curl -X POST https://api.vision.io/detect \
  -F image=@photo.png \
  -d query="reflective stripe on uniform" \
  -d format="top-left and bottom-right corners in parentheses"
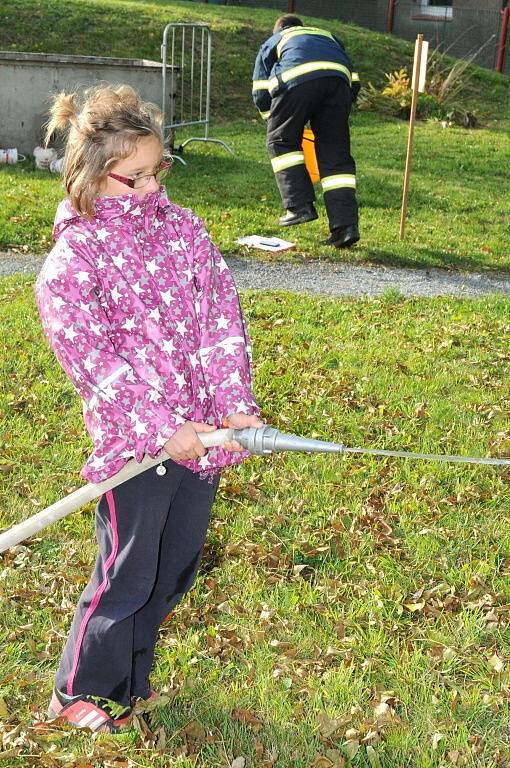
top-left (276, 28), bottom-right (336, 59)
top-left (252, 79), bottom-right (271, 92)
top-left (351, 72), bottom-right (360, 82)
top-left (268, 61), bottom-right (352, 92)
top-left (271, 152), bottom-right (305, 173)
top-left (321, 174), bottom-right (356, 191)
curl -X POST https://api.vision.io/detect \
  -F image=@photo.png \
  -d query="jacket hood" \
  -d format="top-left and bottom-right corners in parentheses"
top-left (53, 186), bottom-right (171, 241)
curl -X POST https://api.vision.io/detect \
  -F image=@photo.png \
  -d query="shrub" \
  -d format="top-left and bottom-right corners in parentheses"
top-left (357, 55), bottom-right (478, 127)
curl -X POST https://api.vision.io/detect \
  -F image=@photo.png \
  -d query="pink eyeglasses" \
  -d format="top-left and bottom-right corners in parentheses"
top-left (107, 159), bottom-right (172, 189)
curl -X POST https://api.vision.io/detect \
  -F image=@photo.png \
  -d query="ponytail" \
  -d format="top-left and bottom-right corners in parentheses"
top-left (44, 92), bottom-right (80, 147)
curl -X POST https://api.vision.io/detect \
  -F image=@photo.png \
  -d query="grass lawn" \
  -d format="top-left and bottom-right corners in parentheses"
top-left (0, 0), bottom-right (509, 271)
top-left (0, 2), bottom-right (509, 766)
top-left (0, 276), bottom-right (509, 767)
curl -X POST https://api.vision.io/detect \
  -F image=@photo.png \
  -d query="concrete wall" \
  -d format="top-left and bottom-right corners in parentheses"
top-left (455, 0), bottom-right (503, 9)
top-left (0, 52), bottom-right (175, 155)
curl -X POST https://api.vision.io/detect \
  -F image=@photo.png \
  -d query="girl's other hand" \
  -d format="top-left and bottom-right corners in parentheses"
top-left (163, 421), bottom-right (216, 461)
top-left (223, 412), bottom-right (264, 452)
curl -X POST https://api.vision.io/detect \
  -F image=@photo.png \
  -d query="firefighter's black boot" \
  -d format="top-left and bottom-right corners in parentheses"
top-left (279, 203), bottom-right (318, 227)
top-left (324, 224), bottom-right (360, 248)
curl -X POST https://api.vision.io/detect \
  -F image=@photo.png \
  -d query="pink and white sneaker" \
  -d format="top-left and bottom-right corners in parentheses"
top-left (47, 688), bottom-right (132, 733)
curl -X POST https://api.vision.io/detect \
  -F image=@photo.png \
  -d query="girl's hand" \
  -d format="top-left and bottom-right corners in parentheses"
top-left (223, 412), bottom-right (264, 452)
top-left (163, 421), bottom-right (216, 461)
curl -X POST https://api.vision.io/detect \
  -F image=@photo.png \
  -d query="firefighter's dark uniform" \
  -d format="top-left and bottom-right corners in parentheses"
top-left (252, 25), bottom-right (360, 232)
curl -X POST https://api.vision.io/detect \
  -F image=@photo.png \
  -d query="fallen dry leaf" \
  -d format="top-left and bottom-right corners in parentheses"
top-left (324, 748), bottom-right (346, 767)
top-left (182, 719), bottom-right (206, 740)
top-left (343, 740), bottom-right (360, 759)
top-left (316, 712), bottom-right (351, 738)
top-left (432, 732), bottom-right (444, 749)
top-left (488, 653), bottom-right (505, 673)
top-left (373, 702), bottom-right (393, 724)
top-left (404, 600), bottom-right (425, 612)
top-left (311, 756), bottom-right (333, 768)
top-left (232, 708), bottom-right (263, 731)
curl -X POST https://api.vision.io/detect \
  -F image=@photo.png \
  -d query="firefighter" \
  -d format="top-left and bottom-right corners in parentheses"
top-left (252, 15), bottom-right (360, 248)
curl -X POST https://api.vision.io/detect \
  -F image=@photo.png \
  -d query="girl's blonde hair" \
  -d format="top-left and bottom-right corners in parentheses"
top-left (45, 84), bottom-right (164, 217)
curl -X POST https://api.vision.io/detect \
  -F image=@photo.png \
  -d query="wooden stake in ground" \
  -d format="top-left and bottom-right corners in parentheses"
top-left (399, 34), bottom-right (428, 240)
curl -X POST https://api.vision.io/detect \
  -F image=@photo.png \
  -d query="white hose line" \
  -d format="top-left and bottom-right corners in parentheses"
top-left (0, 428), bottom-right (233, 553)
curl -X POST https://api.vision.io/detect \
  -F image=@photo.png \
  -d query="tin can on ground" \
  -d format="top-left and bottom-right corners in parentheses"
top-left (0, 148), bottom-right (25, 164)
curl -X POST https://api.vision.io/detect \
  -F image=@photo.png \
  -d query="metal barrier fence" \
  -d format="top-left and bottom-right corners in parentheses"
top-left (193, 0), bottom-right (510, 75)
top-left (161, 22), bottom-right (233, 163)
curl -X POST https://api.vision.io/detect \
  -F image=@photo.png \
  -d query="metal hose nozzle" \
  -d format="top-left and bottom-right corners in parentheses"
top-left (232, 425), bottom-right (345, 455)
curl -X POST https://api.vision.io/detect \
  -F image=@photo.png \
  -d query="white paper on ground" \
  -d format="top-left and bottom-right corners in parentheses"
top-left (236, 235), bottom-right (295, 253)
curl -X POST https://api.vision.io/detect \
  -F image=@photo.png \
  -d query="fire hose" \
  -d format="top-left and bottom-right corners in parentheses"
top-left (0, 425), bottom-right (509, 553)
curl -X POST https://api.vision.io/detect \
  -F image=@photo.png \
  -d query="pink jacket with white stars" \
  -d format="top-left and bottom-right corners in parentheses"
top-left (35, 187), bottom-right (259, 483)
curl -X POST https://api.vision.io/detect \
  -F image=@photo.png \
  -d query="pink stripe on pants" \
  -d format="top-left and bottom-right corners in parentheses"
top-left (67, 490), bottom-right (119, 696)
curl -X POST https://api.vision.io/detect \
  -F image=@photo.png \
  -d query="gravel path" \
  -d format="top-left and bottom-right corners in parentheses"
top-left (1, 251), bottom-right (509, 298)
top-left (228, 257), bottom-right (510, 298)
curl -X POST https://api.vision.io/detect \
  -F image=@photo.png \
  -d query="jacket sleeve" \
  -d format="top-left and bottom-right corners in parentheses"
top-left (190, 214), bottom-right (260, 422)
top-left (332, 34), bottom-right (360, 102)
top-left (252, 40), bottom-right (276, 119)
top-left (350, 70), bottom-right (361, 102)
top-left (35, 239), bottom-right (185, 481)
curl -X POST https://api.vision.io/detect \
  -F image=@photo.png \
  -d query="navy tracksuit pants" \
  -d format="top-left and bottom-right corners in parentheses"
top-left (54, 460), bottom-right (220, 706)
top-left (267, 76), bottom-right (358, 230)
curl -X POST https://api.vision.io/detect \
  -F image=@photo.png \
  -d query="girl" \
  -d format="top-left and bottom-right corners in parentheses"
top-left (36, 84), bottom-right (262, 733)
